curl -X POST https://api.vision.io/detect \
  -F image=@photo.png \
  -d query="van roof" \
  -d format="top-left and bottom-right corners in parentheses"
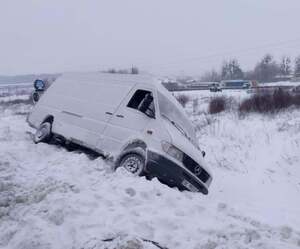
top-left (59, 71), bottom-right (186, 110)
top-left (58, 72), bottom-right (159, 88)
top-left (54, 71), bottom-right (185, 117)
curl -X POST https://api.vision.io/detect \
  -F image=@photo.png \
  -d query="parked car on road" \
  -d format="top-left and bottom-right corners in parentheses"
top-left (209, 83), bottom-right (222, 92)
top-left (27, 72), bottom-right (213, 194)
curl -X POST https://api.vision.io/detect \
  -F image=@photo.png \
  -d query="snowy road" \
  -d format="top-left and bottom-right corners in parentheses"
top-left (0, 97), bottom-right (300, 249)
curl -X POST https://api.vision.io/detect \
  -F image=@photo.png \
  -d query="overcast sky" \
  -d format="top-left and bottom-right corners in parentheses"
top-left (1, 0), bottom-right (300, 76)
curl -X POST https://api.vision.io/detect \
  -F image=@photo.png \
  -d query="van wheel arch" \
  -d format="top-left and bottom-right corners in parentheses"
top-left (33, 115), bottom-right (54, 144)
top-left (34, 121), bottom-right (53, 144)
top-left (122, 140), bottom-right (147, 152)
top-left (42, 115), bottom-right (54, 124)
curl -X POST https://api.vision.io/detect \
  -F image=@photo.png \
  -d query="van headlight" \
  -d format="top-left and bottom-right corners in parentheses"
top-left (161, 141), bottom-right (184, 162)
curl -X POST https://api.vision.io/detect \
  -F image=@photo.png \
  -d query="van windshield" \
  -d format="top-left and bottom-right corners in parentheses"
top-left (158, 92), bottom-right (197, 144)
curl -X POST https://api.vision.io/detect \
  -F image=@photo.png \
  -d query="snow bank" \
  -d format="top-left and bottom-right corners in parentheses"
top-left (198, 111), bottom-right (300, 227)
top-left (0, 95), bottom-right (300, 249)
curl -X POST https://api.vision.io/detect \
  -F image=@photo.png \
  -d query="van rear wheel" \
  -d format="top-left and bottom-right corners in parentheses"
top-left (34, 122), bottom-right (52, 144)
top-left (119, 153), bottom-right (145, 176)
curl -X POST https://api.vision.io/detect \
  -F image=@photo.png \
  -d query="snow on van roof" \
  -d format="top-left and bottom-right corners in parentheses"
top-left (58, 72), bottom-right (158, 87)
top-left (56, 71), bottom-right (185, 116)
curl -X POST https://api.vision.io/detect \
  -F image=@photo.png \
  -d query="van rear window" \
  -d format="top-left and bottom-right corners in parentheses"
top-left (127, 90), bottom-right (151, 109)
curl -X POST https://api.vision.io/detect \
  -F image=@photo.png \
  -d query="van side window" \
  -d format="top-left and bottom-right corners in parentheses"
top-left (127, 90), bottom-right (151, 109)
top-left (127, 90), bottom-right (155, 116)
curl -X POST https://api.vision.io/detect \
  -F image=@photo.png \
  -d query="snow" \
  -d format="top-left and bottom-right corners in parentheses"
top-left (260, 81), bottom-right (300, 87)
top-left (174, 89), bottom-right (250, 100)
top-left (0, 83), bottom-right (33, 100)
top-left (174, 89), bottom-right (250, 114)
top-left (0, 95), bottom-right (30, 103)
top-left (0, 83), bottom-right (32, 88)
top-left (0, 91), bottom-right (300, 249)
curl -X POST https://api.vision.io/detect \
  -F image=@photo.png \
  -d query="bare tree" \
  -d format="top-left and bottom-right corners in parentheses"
top-left (118, 69), bottom-right (129, 74)
top-left (221, 59), bottom-right (244, 80)
top-left (200, 69), bottom-right (221, 82)
top-left (103, 67), bottom-right (139, 74)
top-left (244, 70), bottom-right (255, 80)
top-left (107, 68), bottom-right (117, 74)
top-left (253, 54), bottom-right (279, 82)
top-left (131, 66), bottom-right (139, 74)
top-left (279, 56), bottom-right (292, 75)
top-left (295, 56), bottom-right (300, 75)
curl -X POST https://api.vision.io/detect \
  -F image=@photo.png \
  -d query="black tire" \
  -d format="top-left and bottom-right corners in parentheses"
top-left (34, 122), bottom-right (52, 144)
top-left (118, 152), bottom-right (145, 176)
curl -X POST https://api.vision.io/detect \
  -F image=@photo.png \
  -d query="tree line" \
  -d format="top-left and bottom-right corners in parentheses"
top-left (102, 67), bottom-right (139, 75)
top-left (201, 54), bottom-right (300, 83)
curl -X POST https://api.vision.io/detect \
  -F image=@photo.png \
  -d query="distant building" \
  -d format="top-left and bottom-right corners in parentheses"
top-left (186, 81), bottom-right (218, 90)
top-left (220, 80), bottom-right (256, 89)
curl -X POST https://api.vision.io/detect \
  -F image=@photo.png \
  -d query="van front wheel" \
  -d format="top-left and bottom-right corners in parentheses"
top-left (34, 122), bottom-right (52, 144)
top-left (119, 153), bottom-right (145, 176)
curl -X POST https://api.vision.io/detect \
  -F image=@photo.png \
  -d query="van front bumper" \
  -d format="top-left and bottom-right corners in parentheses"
top-left (146, 150), bottom-right (209, 194)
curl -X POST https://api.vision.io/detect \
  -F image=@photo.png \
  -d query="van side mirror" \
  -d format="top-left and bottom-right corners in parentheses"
top-left (34, 79), bottom-right (46, 91)
top-left (138, 94), bottom-right (155, 118)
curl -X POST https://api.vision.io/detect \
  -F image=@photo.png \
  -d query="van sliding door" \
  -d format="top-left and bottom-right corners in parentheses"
top-left (52, 78), bottom-right (134, 148)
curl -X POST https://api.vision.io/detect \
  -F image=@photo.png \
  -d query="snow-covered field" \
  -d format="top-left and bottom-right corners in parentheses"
top-left (0, 84), bottom-right (32, 99)
top-left (0, 90), bottom-right (300, 249)
top-left (260, 81), bottom-right (300, 87)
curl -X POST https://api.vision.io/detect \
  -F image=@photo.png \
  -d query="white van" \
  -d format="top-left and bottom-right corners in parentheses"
top-left (27, 72), bottom-right (212, 194)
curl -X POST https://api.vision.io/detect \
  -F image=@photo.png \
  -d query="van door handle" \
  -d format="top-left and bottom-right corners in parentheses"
top-left (116, 114), bottom-right (124, 118)
top-left (105, 112), bottom-right (113, 115)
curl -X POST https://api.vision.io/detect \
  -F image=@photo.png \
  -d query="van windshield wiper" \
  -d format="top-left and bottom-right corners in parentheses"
top-left (161, 114), bottom-right (189, 139)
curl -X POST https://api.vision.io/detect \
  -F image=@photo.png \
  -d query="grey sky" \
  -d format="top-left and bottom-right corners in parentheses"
top-left (1, 0), bottom-right (300, 76)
